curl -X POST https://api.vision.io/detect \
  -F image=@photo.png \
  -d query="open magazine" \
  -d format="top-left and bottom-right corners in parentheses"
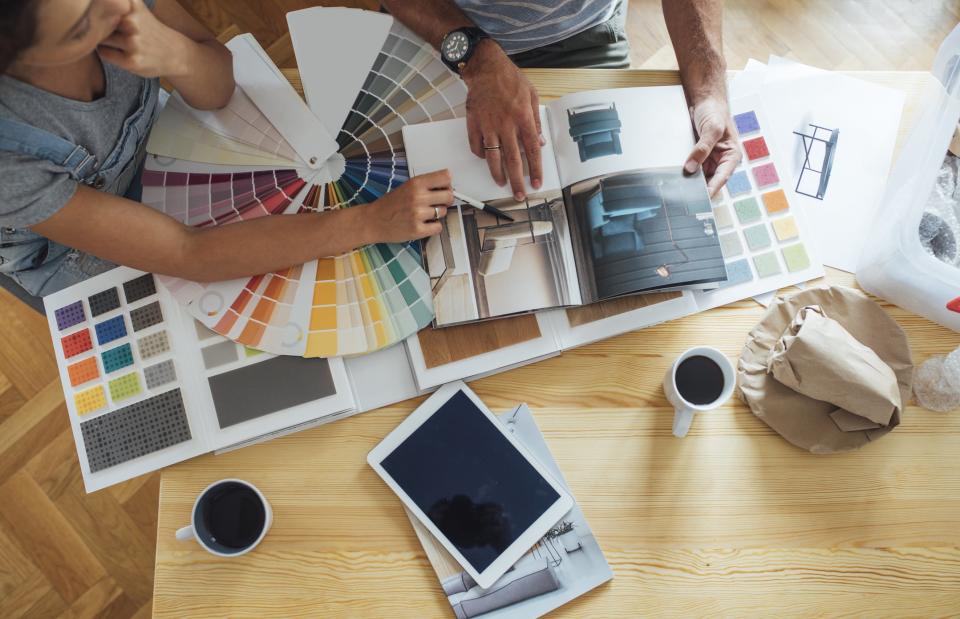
top-left (404, 86), bottom-right (727, 327)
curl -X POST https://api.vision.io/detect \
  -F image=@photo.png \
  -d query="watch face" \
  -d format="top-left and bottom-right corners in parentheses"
top-left (442, 31), bottom-right (470, 62)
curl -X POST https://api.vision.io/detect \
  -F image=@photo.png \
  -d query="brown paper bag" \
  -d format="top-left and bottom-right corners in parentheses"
top-left (766, 305), bottom-right (902, 432)
top-left (737, 287), bottom-right (913, 454)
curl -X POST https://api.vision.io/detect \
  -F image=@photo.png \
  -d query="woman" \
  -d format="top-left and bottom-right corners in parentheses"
top-left (0, 0), bottom-right (452, 299)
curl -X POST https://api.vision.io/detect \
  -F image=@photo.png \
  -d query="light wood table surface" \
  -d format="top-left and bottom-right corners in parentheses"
top-left (153, 69), bottom-right (960, 617)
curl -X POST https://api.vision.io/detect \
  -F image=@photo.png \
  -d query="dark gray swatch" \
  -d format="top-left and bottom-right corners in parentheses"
top-left (88, 287), bottom-right (121, 317)
top-left (207, 356), bottom-right (336, 429)
top-left (81, 388), bottom-right (191, 473)
top-left (123, 274), bottom-right (157, 304)
top-left (130, 301), bottom-right (164, 332)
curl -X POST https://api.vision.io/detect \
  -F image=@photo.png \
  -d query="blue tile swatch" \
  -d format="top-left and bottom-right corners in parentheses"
top-left (727, 170), bottom-right (752, 197)
top-left (733, 110), bottom-right (761, 134)
top-left (95, 315), bottom-right (127, 346)
top-left (719, 258), bottom-right (753, 288)
top-left (101, 343), bottom-right (134, 374)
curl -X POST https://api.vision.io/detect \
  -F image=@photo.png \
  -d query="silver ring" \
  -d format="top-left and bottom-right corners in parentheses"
top-left (434, 206), bottom-right (441, 220)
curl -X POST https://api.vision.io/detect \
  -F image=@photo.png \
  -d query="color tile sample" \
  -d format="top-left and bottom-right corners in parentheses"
top-left (744, 224), bottom-right (772, 251)
top-left (54, 301), bottom-right (85, 331)
top-left (719, 258), bottom-right (753, 288)
top-left (772, 216), bottom-right (799, 241)
top-left (68, 357), bottom-right (99, 387)
top-left (753, 252), bottom-right (782, 278)
top-left (74, 385), bottom-right (107, 415)
top-left (752, 162), bottom-right (780, 188)
top-left (62, 329), bottom-right (93, 359)
top-left (762, 189), bottom-right (790, 214)
top-left (733, 111), bottom-right (760, 134)
top-left (130, 301), bottom-right (163, 332)
top-left (727, 171), bottom-right (752, 197)
top-left (743, 136), bottom-right (769, 161)
top-left (201, 340), bottom-right (239, 369)
top-left (782, 243), bottom-right (811, 272)
top-left (713, 204), bottom-right (733, 229)
top-left (244, 347), bottom-right (264, 358)
top-left (734, 197), bottom-right (761, 224)
top-left (95, 315), bottom-right (127, 346)
top-left (144, 359), bottom-right (177, 390)
top-left (101, 343), bottom-right (134, 374)
top-left (719, 232), bottom-right (743, 257)
top-left (88, 287), bottom-right (121, 317)
top-left (123, 274), bottom-right (157, 304)
top-left (138, 331), bottom-right (170, 360)
top-left (80, 388), bottom-right (191, 473)
top-left (108, 372), bottom-right (141, 402)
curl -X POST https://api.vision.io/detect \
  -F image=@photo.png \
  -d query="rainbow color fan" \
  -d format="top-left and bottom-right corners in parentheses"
top-left (143, 9), bottom-right (467, 357)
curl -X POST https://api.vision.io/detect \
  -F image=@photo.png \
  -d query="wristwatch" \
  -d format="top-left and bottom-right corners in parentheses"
top-left (440, 27), bottom-right (491, 75)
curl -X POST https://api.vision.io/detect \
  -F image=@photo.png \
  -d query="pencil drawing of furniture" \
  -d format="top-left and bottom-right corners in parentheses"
top-left (567, 103), bottom-right (623, 162)
top-left (793, 123), bottom-right (839, 200)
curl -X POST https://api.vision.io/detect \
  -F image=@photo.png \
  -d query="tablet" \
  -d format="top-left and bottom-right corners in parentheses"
top-left (367, 381), bottom-right (573, 589)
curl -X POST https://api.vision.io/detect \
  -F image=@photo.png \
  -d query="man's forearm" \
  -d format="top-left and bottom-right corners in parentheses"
top-left (381, 0), bottom-right (474, 48)
top-left (662, 0), bottom-right (727, 102)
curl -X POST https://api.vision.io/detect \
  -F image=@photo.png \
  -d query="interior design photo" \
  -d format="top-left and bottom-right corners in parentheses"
top-left (566, 102), bottom-right (623, 162)
top-left (565, 167), bottom-right (727, 299)
top-left (423, 192), bottom-right (577, 325)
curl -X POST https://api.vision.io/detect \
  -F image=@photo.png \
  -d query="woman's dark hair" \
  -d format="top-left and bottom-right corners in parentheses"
top-left (0, 0), bottom-right (39, 75)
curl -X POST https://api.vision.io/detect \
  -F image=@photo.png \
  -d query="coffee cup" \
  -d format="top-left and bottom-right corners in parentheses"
top-left (663, 346), bottom-right (735, 437)
top-left (175, 479), bottom-right (272, 557)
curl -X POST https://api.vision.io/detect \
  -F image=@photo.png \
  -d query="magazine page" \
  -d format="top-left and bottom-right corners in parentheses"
top-left (406, 404), bottom-right (612, 618)
top-left (546, 87), bottom-right (727, 302)
top-left (403, 109), bottom-right (582, 326)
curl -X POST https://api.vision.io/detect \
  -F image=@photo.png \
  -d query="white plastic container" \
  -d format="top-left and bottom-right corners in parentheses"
top-left (857, 24), bottom-right (960, 330)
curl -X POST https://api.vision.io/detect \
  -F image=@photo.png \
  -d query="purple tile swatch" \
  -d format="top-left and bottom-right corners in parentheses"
top-left (54, 301), bottom-right (86, 331)
top-left (733, 111), bottom-right (761, 135)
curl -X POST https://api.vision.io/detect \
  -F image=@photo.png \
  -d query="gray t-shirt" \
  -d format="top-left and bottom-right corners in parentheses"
top-left (0, 61), bottom-right (149, 227)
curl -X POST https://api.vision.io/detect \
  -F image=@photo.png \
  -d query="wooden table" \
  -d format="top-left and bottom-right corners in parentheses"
top-left (153, 69), bottom-right (960, 617)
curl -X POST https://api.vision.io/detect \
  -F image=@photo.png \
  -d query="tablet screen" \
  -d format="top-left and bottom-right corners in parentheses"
top-left (381, 390), bottom-right (561, 572)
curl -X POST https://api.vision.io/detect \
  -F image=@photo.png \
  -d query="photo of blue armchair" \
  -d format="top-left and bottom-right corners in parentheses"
top-left (567, 103), bottom-right (623, 162)
top-left (586, 176), bottom-right (663, 260)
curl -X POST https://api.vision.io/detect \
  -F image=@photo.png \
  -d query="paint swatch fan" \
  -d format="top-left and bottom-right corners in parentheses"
top-left (143, 8), bottom-right (468, 357)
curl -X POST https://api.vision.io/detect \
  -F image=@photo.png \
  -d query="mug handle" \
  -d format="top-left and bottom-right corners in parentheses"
top-left (175, 525), bottom-right (195, 542)
top-left (672, 407), bottom-right (695, 438)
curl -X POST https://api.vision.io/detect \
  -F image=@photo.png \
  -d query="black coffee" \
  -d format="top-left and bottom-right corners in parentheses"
top-left (199, 482), bottom-right (266, 551)
top-left (675, 355), bottom-right (725, 405)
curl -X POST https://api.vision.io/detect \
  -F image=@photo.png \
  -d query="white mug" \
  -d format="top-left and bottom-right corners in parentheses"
top-left (175, 478), bottom-right (272, 557)
top-left (663, 346), bottom-right (735, 438)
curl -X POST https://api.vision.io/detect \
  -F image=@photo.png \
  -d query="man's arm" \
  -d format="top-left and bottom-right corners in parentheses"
top-left (381, 0), bottom-right (544, 200)
top-left (662, 0), bottom-right (741, 196)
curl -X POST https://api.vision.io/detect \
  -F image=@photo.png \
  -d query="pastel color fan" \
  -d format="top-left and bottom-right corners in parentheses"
top-left (142, 10), bottom-right (467, 358)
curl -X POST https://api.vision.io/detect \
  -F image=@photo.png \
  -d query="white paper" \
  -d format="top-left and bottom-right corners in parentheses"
top-left (749, 56), bottom-right (906, 272)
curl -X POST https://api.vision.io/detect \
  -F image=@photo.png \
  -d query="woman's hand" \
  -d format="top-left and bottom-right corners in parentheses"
top-left (97, 0), bottom-right (194, 78)
top-left (364, 170), bottom-right (454, 243)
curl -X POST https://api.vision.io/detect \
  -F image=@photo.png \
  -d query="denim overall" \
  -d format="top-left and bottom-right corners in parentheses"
top-left (0, 76), bottom-right (160, 298)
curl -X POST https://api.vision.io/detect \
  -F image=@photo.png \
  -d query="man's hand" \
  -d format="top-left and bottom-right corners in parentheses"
top-left (462, 41), bottom-right (544, 201)
top-left (684, 96), bottom-right (741, 198)
top-left (365, 170), bottom-right (454, 242)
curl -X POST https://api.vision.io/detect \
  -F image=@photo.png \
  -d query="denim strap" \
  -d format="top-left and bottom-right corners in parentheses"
top-left (0, 118), bottom-right (99, 181)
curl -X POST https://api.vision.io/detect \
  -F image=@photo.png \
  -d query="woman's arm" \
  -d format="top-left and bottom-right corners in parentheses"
top-left (97, 0), bottom-right (234, 110)
top-left (30, 171), bottom-right (453, 282)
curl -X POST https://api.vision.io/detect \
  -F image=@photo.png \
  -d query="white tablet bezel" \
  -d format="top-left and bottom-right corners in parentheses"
top-left (367, 381), bottom-right (573, 589)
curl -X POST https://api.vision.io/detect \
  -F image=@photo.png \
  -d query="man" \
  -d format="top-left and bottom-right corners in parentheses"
top-left (381, 0), bottom-right (740, 200)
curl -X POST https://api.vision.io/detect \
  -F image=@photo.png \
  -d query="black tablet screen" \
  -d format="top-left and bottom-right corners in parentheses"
top-left (381, 390), bottom-right (560, 572)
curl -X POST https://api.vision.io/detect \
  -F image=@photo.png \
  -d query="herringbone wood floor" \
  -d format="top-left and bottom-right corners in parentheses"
top-left (1, 1), bottom-right (956, 617)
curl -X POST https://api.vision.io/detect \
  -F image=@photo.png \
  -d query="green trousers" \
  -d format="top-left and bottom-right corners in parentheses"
top-left (509, 0), bottom-right (630, 69)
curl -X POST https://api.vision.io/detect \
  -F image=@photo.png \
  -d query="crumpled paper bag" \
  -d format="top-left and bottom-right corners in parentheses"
top-left (738, 287), bottom-right (913, 454)
top-left (766, 305), bottom-right (902, 432)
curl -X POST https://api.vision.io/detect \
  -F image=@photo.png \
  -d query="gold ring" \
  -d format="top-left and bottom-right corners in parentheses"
top-left (434, 206), bottom-right (441, 220)
top-left (483, 145), bottom-right (502, 151)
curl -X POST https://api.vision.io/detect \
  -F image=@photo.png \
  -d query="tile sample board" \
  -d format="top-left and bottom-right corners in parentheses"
top-left (44, 267), bottom-right (355, 492)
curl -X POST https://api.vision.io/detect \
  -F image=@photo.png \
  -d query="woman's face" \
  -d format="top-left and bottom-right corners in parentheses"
top-left (17, 0), bottom-right (132, 67)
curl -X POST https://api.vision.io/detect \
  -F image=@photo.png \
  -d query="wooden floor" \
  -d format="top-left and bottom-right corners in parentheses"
top-left (0, 1), bottom-right (956, 617)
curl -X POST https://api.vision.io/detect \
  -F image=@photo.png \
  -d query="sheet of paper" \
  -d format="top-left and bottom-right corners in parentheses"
top-left (752, 56), bottom-right (906, 272)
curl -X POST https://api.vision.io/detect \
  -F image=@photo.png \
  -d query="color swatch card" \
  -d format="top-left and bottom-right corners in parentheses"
top-left (693, 96), bottom-right (824, 310)
top-left (143, 10), bottom-right (469, 359)
top-left (44, 267), bottom-right (355, 493)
